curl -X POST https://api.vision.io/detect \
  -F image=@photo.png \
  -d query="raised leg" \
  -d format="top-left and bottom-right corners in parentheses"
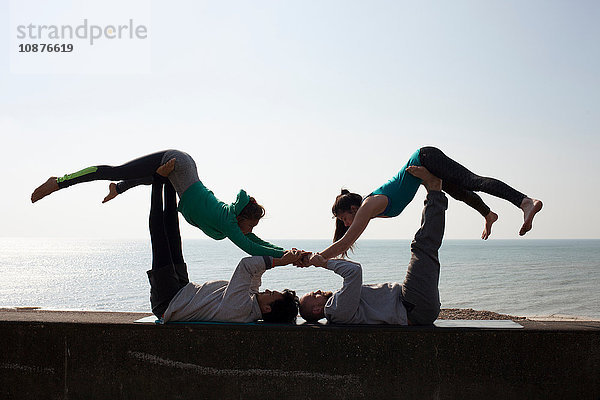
top-left (401, 186), bottom-right (448, 325)
top-left (31, 151), bottom-right (168, 203)
top-left (163, 180), bottom-right (188, 285)
top-left (149, 180), bottom-right (172, 270)
top-left (147, 178), bottom-right (186, 318)
top-left (440, 180), bottom-right (498, 240)
top-left (419, 146), bottom-right (542, 236)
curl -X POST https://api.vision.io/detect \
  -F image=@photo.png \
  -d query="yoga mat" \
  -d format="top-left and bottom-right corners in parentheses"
top-left (134, 316), bottom-right (523, 328)
top-left (133, 316), bottom-right (261, 325)
top-left (134, 315), bottom-right (161, 324)
top-left (433, 320), bottom-right (523, 329)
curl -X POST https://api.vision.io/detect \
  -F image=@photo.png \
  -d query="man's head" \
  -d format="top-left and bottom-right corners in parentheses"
top-left (257, 289), bottom-right (299, 324)
top-left (299, 290), bottom-right (333, 323)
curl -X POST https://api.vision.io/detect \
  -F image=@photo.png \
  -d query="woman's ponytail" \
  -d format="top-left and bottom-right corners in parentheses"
top-left (332, 188), bottom-right (363, 258)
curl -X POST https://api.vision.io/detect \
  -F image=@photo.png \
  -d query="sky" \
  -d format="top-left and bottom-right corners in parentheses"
top-left (1, 0), bottom-right (599, 241)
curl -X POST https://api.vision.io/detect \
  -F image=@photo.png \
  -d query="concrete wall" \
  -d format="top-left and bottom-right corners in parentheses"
top-left (0, 319), bottom-right (599, 400)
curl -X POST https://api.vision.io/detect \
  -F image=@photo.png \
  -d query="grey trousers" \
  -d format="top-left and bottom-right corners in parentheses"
top-left (401, 191), bottom-right (448, 325)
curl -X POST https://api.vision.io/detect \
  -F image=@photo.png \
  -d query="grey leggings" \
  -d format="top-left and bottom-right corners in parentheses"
top-left (56, 149), bottom-right (200, 197)
top-left (114, 150), bottom-right (200, 197)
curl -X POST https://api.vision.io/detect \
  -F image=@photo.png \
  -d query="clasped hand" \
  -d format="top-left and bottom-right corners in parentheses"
top-left (294, 251), bottom-right (327, 268)
top-left (274, 249), bottom-right (327, 268)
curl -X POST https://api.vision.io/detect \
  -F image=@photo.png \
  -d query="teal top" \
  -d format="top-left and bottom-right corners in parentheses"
top-left (177, 182), bottom-right (285, 258)
top-left (370, 148), bottom-right (423, 217)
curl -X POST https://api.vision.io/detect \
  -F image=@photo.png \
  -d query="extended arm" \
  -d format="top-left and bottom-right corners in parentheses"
top-left (246, 251), bottom-right (302, 293)
top-left (319, 195), bottom-right (387, 259)
top-left (245, 233), bottom-right (285, 251)
top-left (227, 227), bottom-right (286, 258)
top-left (324, 259), bottom-right (363, 323)
top-left (225, 256), bottom-right (270, 301)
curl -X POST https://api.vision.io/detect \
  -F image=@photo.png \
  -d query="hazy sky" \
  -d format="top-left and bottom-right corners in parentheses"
top-left (1, 0), bottom-right (599, 241)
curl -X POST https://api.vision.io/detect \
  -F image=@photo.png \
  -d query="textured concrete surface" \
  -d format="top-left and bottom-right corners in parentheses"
top-left (0, 309), bottom-right (598, 400)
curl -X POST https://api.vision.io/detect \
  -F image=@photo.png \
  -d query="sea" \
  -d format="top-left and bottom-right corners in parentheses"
top-left (1, 238), bottom-right (599, 319)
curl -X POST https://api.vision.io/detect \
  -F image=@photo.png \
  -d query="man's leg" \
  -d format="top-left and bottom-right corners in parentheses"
top-left (401, 170), bottom-right (447, 325)
top-left (163, 180), bottom-right (189, 286)
top-left (147, 179), bottom-right (186, 318)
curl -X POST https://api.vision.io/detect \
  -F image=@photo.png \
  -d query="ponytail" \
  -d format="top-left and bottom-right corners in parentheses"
top-left (334, 218), bottom-right (352, 258)
top-left (332, 189), bottom-right (363, 258)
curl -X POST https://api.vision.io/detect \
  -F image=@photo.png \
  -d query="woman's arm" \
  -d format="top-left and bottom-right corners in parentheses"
top-left (245, 233), bottom-right (285, 251)
top-left (319, 195), bottom-right (387, 259)
top-left (227, 226), bottom-right (286, 258)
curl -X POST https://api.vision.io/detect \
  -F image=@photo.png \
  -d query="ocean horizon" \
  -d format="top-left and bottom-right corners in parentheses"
top-left (1, 238), bottom-right (599, 319)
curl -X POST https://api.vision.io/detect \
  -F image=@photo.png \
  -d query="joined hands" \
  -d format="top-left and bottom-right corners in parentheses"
top-left (293, 251), bottom-right (327, 268)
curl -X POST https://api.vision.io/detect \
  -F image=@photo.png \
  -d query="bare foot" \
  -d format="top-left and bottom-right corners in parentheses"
top-left (407, 166), bottom-right (442, 192)
top-left (31, 177), bottom-right (59, 203)
top-left (482, 211), bottom-right (498, 240)
top-left (157, 158), bottom-right (175, 177)
top-left (519, 198), bottom-right (543, 236)
top-left (102, 183), bottom-right (119, 203)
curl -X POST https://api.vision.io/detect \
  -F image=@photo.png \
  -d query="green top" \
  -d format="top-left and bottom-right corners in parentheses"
top-left (177, 181), bottom-right (285, 258)
top-left (370, 148), bottom-right (423, 217)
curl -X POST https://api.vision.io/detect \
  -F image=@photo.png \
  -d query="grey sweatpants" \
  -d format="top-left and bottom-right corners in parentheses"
top-left (401, 191), bottom-right (448, 325)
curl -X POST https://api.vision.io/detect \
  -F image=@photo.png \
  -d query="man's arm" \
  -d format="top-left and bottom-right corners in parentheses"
top-left (222, 256), bottom-right (269, 308)
top-left (323, 259), bottom-right (363, 323)
top-left (227, 251), bottom-right (302, 298)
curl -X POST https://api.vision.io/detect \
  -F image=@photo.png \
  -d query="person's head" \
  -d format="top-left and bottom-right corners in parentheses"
top-left (257, 288), bottom-right (299, 324)
top-left (299, 290), bottom-right (333, 323)
top-left (237, 197), bottom-right (265, 234)
top-left (332, 189), bottom-right (362, 257)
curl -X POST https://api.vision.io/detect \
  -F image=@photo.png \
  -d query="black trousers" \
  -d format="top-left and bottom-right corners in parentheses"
top-left (146, 178), bottom-right (189, 318)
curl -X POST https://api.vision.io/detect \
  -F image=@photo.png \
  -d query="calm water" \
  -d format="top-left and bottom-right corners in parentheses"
top-left (1, 238), bottom-right (599, 319)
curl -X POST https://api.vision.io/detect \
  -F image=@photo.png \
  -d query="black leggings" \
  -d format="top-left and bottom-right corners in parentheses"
top-left (150, 178), bottom-right (184, 269)
top-left (147, 178), bottom-right (189, 318)
top-left (56, 151), bottom-right (168, 190)
top-left (419, 147), bottom-right (527, 217)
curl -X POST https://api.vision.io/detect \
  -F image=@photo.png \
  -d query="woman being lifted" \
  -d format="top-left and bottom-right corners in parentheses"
top-left (315, 146), bottom-right (542, 261)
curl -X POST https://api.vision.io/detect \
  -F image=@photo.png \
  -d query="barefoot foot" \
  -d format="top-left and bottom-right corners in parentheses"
top-left (519, 198), bottom-right (543, 236)
top-left (31, 177), bottom-right (59, 203)
top-left (482, 211), bottom-right (498, 240)
top-left (407, 166), bottom-right (442, 192)
top-left (157, 158), bottom-right (175, 177)
top-left (103, 183), bottom-right (119, 203)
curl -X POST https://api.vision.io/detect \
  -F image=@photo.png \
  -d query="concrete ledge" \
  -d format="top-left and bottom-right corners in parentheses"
top-left (0, 310), bottom-right (599, 400)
